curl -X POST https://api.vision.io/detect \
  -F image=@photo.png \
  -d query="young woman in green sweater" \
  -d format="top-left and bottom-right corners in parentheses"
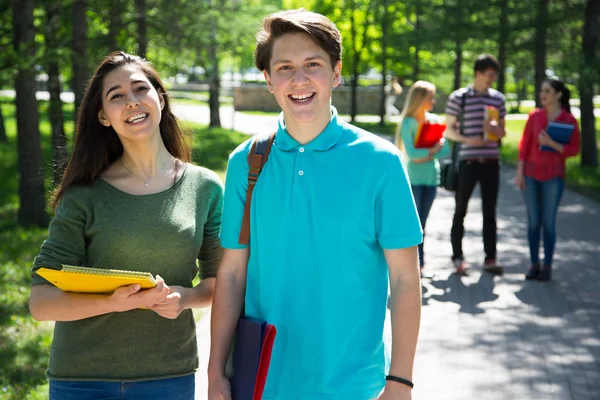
top-left (29, 52), bottom-right (223, 399)
top-left (394, 81), bottom-right (450, 277)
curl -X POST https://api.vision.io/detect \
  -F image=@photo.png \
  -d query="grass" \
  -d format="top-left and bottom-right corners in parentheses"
top-left (0, 98), bottom-right (248, 399)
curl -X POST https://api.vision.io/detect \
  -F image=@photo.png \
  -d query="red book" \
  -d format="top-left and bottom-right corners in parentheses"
top-left (414, 123), bottom-right (446, 148)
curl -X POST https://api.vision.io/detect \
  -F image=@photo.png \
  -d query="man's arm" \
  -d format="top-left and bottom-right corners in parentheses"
top-left (446, 114), bottom-right (485, 147)
top-left (378, 246), bottom-right (421, 399)
top-left (207, 248), bottom-right (249, 399)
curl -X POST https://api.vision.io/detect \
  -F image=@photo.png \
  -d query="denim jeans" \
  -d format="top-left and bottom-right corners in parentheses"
top-left (522, 176), bottom-right (564, 266)
top-left (451, 159), bottom-right (500, 261)
top-left (49, 374), bottom-right (195, 400)
top-left (411, 185), bottom-right (437, 267)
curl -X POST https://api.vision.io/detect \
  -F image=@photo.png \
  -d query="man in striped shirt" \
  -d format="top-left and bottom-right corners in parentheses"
top-left (444, 54), bottom-right (507, 276)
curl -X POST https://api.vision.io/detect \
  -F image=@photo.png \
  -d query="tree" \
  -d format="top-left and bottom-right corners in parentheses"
top-left (135, 0), bottom-right (147, 58)
top-left (579, 0), bottom-right (599, 167)
top-left (378, 0), bottom-right (389, 125)
top-left (12, 0), bottom-right (48, 226)
top-left (534, 0), bottom-right (549, 107)
top-left (347, 0), bottom-right (372, 122)
top-left (72, 0), bottom-right (87, 116)
top-left (44, 0), bottom-right (68, 185)
top-left (108, 0), bottom-right (124, 51)
top-left (497, 0), bottom-right (509, 94)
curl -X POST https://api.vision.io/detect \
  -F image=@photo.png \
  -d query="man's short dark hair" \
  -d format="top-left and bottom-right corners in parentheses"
top-left (474, 54), bottom-right (500, 74)
top-left (254, 9), bottom-right (342, 73)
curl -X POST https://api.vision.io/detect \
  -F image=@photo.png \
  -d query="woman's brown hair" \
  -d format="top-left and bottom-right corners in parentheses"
top-left (52, 51), bottom-right (190, 211)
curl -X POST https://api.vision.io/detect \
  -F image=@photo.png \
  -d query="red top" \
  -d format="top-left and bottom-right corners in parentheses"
top-left (518, 108), bottom-right (580, 181)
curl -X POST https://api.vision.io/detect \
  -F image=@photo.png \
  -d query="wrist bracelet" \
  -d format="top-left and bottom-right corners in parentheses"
top-left (385, 375), bottom-right (414, 389)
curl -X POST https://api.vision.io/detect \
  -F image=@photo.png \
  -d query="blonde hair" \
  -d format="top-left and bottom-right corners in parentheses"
top-left (394, 80), bottom-right (436, 152)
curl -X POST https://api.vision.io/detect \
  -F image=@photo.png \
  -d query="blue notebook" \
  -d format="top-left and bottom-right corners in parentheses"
top-left (542, 121), bottom-right (574, 152)
top-left (231, 317), bottom-right (276, 400)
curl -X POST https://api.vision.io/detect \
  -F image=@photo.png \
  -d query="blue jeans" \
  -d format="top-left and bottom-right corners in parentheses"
top-left (49, 374), bottom-right (195, 400)
top-left (412, 185), bottom-right (437, 267)
top-left (522, 176), bottom-right (564, 266)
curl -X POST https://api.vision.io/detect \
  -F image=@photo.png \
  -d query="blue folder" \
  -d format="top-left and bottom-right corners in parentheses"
top-left (231, 317), bottom-right (276, 400)
top-left (542, 121), bottom-right (574, 152)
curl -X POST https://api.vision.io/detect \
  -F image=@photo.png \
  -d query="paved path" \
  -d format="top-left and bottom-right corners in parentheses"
top-left (188, 106), bottom-right (600, 399)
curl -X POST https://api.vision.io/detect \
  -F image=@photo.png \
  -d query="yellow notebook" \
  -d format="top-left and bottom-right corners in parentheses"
top-left (484, 106), bottom-right (500, 141)
top-left (36, 265), bottom-right (157, 294)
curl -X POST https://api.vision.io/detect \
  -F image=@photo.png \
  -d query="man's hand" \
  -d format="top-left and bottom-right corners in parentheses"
top-left (208, 375), bottom-right (232, 400)
top-left (150, 285), bottom-right (188, 319)
top-left (377, 381), bottom-right (412, 400)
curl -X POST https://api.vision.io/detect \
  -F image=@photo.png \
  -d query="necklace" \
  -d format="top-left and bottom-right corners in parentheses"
top-left (121, 156), bottom-right (173, 187)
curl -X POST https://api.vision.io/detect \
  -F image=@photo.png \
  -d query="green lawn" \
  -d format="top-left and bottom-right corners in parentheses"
top-left (0, 99), bottom-right (247, 399)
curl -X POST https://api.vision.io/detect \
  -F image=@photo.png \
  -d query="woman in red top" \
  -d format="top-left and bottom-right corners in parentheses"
top-left (515, 77), bottom-right (580, 281)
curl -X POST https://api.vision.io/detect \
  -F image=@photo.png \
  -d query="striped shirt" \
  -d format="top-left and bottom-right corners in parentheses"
top-left (445, 86), bottom-right (506, 160)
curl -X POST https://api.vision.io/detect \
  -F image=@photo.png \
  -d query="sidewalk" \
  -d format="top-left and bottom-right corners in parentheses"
top-left (194, 165), bottom-right (600, 399)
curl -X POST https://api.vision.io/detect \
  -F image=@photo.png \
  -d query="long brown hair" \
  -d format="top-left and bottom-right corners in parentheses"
top-left (52, 51), bottom-right (190, 211)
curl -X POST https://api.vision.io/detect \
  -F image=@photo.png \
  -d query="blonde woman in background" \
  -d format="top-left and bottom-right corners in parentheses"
top-left (395, 81), bottom-right (450, 277)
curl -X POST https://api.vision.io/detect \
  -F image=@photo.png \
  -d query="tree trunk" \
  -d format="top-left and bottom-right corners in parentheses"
top-left (379, 0), bottom-right (388, 126)
top-left (72, 0), bottom-right (87, 117)
top-left (349, 0), bottom-right (358, 122)
top-left (0, 106), bottom-right (7, 143)
top-left (108, 0), bottom-right (123, 51)
top-left (208, 7), bottom-right (221, 128)
top-left (136, 0), bottom-right (147, 58)
top-left (579, 0), bottom-right (599, 167)
top-left (534, 0), bottom-right (549, 107)
top-left (453, 41), bottom-right (462, 90)
top-left (45, 1), bottom-right (68, 185)
top-left (497, 0), bottom-right (508, 94)
top-left (12, 0), bottom-right (48, 226)
top-left (413, 3), bottom-right (421, 82)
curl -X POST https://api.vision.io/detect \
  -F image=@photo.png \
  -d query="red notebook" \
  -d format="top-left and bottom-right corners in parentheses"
top-left (231, 317), bottom-right (277, 400)
top-left (414, 123), bottom-right (446, 148)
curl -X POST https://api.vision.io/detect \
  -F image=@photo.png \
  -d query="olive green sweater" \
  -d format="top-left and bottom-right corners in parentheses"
top-left (31, 163), bottom-right (223, 381)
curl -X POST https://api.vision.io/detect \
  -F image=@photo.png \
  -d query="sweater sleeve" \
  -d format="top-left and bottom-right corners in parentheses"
top-left (197, 175), bottom-right (224, 280)
top-left (31, 189), bottom-right (88, 286)
top-left (401, 117), bottom-right (431, 159)
top-left (562, 115), bottom-right (581, 158)
top-left (519, 110), bottom-right (536, 161)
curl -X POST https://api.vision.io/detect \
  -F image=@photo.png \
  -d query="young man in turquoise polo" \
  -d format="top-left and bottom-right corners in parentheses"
top-left (208, 9), bottom-right (423, 400)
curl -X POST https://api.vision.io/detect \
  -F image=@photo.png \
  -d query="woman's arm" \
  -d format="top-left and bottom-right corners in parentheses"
top-left (30, 279), bottom-right (170, 321)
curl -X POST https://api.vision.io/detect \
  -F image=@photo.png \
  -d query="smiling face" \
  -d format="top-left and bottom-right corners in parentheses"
top-left (98, 64), bottom-right (164, 143)
top-left (264, 32), bottom-right (341, 128)
top-left (540, 81), bottom-right (562, 108)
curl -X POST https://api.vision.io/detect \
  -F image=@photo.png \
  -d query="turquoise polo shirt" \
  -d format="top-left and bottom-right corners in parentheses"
top-left (220, 107), bottom-right (423, 400)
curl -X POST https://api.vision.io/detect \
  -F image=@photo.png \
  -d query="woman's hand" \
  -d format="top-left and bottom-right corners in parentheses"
top-left (109, 276), bottom-right (170, 312)
top-left (428, 138), bottom-right (445, 155)
top-left (538, 130), bottom-right (554, 146)
top-left (150, 285), bottom-right (189, 319)
top-left (515, 170), bottom-right (526, 190)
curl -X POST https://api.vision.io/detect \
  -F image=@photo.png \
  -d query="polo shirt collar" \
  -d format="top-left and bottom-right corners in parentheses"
top-left (274, 106), bottom-right (344, 151)
top-left (466, 84), bottom-right (490, 97)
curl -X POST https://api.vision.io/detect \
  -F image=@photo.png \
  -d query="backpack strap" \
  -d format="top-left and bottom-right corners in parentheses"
top-left (238, 132), bottom-right (276, 245)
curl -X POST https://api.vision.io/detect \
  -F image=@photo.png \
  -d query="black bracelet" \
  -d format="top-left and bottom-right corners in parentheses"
top-left (385, 375), bottom-right (414, 389)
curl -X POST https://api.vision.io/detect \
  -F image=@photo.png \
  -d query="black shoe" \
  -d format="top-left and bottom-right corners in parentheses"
top-left (537, 265), bottom-right (552, 281)
top-left (525, 264), bottom-right (540, 280)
